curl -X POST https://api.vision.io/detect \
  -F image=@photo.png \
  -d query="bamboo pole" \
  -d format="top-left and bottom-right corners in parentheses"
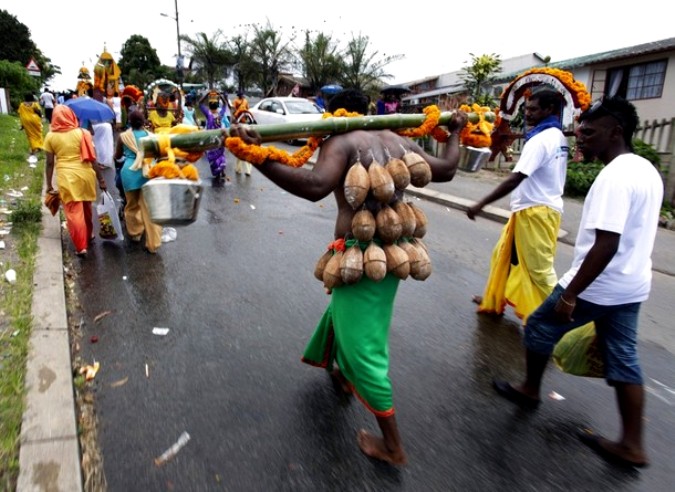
top-left (139, 111), bottom-right (464, 158)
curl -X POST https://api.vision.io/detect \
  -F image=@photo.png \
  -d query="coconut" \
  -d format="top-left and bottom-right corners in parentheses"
top-left (407, 201), bottom-right (428, 238)
top-left (411, 241), bottom-right (432, 280)
top-left (368, 158), bottom-right (395, 203)
top-left (351, 209), bottom-right (376, 242)
top-left (385, 156), bottom-right (411, 190)
top-left (344, 161), bottom-right (370, 210)
top-left (402, 151), bottom-right (432, 188)
top-left (314, 249), bottom-right (333, 282)
top-left (384, 243), bottom-right (410, 280)
top-left (375, 205), bottom-right (402, 244)
top-left (414, 238), bottom-right (429, 252)
top-left (392, 200), bottom-right (416, 238)
top-left (363, 242), bottom-right (387, 282)
top-left (323, 250), bottom-right (344, 289)
top-left (340, 244), bottom-right (364, 284)
top-left (398, 241), bottom-right (421, 278)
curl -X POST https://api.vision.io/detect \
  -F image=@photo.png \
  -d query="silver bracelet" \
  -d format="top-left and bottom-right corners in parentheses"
top-left (559, 295), bottom-right (576, 307)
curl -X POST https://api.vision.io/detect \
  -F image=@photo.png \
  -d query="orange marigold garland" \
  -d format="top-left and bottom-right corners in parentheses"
top-left (499, 67), bottom-right (591, 122)
top-left (396, 105), bottom-right (441, 138)
top-left (224, 136), bottom-right (321, 167)
top-left (519, 67), bottom-right (592, 110)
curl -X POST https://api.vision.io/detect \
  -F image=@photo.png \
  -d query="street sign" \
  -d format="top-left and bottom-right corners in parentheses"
top-left (26, 57), bottom-right (41, 77)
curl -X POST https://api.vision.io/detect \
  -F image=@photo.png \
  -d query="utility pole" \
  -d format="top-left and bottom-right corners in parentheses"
top-left (162, 0), bottom-right (183, 85)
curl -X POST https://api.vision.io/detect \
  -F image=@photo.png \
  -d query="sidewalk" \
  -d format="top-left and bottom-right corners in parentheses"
top-left (16, 165), bottom-right (675, 491)
top-left (17, 203), bottom-right (82, 491)
top-left (407, 168), bottom-right (675, 277)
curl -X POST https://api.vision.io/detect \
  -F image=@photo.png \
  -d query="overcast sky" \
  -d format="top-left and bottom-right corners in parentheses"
top-left (3, 0), bottom-right (673, 92)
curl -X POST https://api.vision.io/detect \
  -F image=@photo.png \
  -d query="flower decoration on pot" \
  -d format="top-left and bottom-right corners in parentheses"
top-left (458, 103), bottom-right (500, 148)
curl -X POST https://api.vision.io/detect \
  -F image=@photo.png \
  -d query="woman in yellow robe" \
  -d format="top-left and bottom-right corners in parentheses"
top-left (17, 93), bottom-right (44, 158)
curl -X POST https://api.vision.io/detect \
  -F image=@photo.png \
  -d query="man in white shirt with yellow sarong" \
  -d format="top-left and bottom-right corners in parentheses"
top-left (467, 88), bottom-right (569, 324)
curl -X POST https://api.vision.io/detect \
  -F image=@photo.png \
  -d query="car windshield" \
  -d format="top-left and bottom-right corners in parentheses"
top-left (284, 100), bottom-right (321, 115)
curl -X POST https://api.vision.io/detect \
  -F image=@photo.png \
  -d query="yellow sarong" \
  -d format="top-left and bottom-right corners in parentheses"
top-left (478, 205), bottom-right (560, 324)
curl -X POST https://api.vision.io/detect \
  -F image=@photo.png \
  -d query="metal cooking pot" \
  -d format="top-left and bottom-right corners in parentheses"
top-left (142, 178), bottom-right (203, 226)
top-left (458, 145), bottom-right (491, 173)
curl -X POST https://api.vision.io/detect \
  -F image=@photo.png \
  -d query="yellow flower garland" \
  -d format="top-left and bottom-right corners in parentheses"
top-left (224, 105), bottom-right (449, 167)
top-left (148, 125), bottom-right (203, 180)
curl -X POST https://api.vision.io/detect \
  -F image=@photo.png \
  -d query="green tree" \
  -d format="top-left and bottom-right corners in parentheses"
top-left (298, 31), bottom-right (343, 92)
top-left (338, 34), bottom-right (402, 93)
top-left (0, 10), bottom-right (35, 63)
top-left (227, 35), bottom-right (247, 93)
top-left (118, 35), bottom-right (165, 87)
top-left (248, 21), bottom-right (296, 96)
top-left (0, 10), bottom-right (59, 87)
top-left (180, 30), bottom-right (234, 89)
top-left (228, 34), bottom-right (256, 94)
top-left (0, 60), bottom-right (40, 109)
top-left (460, 53), bottom-right (502, 107)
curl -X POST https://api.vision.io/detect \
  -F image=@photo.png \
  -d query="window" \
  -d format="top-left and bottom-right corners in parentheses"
top-left (606, 59), bottom-right (667, 100)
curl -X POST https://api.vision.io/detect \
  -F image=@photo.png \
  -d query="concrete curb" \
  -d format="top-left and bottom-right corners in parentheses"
top-left (17, 206), bottom-right (82, 491)
top-left (405, 186), bottom-right (570, 241)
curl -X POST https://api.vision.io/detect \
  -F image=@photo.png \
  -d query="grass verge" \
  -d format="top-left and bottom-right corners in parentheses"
top-left (0, 114), bottom-right (44, 490)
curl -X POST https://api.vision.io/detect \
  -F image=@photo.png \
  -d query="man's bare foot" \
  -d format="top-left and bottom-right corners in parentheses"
top-left (472, 295), bottom-right (483, 305)
top-left (578, 431), bottom-right (649, 468)
top-left (357, 429), bottom-right (407, 465)
top-left (330, 369), bottom-right (353, 395)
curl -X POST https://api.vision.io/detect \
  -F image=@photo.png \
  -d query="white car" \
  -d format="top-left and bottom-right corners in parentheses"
top-left (248, 97), bottom-right (324, 126)
top-left (247, 96), bottom-right (325, 144)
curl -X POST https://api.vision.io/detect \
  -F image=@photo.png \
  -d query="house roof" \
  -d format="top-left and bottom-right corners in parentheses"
top-left (404, 75), bottom-right (440, 86)
top-left (496, 37), bottom-right (675, 82)
top-left (402, 82), bottom-right (464, 101)
top-left (552, 37), bottom-right (675, 69)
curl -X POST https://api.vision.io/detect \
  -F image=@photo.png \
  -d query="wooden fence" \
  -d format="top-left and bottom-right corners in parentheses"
top-left (485, 118), bottom-right (675, 205)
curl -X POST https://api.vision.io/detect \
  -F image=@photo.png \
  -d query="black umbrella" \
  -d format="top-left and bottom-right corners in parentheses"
top-left (380, 85), bottom-right (411, 96)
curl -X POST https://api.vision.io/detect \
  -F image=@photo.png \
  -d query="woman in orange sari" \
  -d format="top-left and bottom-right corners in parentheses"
top-left (44, 105), bottom-right (107, 256)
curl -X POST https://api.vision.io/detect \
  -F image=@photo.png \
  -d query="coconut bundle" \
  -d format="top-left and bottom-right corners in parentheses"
top-left (139, 111), bottom-right (468, 158)
top-left (313, 237), bottom-right (432, 287)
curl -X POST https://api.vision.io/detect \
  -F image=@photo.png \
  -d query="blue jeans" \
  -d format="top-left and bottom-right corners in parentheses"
top-left (524, 285), bottom-right (643, 385)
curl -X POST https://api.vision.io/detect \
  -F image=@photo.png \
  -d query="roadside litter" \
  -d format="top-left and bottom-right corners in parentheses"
top-left (94, 310), bottom-right (112, 323)
top-left (110, 377), bottom-right (128, 388)
top-left (80, 361), bottom-right (100, 381)
top-left (154, 431), bottom-right (191, 466)
top-left (161, 227), bottom-right (177, 243)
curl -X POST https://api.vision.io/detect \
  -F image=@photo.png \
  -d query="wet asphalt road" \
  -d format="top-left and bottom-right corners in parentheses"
top-left (70, 155), bottom-right (675, 491)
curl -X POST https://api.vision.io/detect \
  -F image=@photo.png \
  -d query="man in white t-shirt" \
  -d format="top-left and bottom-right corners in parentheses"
top-left (467, 89), bottom-right (569, 323)
top-left (493, 96), bottom-right (662, 469)
top-left (39, 89), bottom-right (56, 123)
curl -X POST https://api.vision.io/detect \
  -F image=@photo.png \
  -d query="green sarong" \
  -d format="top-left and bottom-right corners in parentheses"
top-left (302, 273), bottom-right (399, 416)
